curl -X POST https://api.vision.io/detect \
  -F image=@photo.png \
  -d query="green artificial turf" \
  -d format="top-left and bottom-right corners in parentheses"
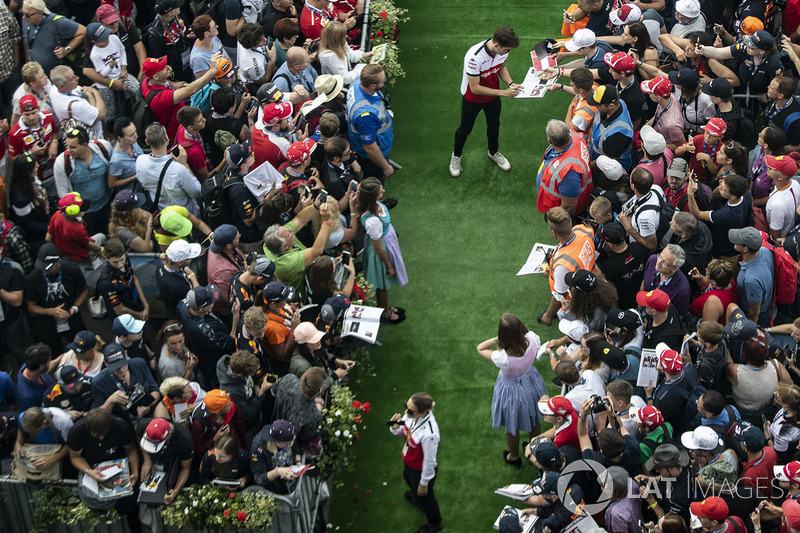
top-left (329, 2), bottom-right (576, 531)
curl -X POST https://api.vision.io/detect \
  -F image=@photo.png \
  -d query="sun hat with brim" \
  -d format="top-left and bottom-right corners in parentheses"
top-left (644, 443), bottom-right (690, 472)
top-left (314, 74), bottom-right (344, 102)
top-left (160, 208), bottom-right (193, 237)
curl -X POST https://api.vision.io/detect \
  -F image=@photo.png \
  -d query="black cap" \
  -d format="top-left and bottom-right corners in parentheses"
top-left (564, 269), bottom-right (597, 291)
top-left (606, 308), bottom-right (642, 330)
top-left (587, 84), bottom-right (619, 106)
top-left (591, 340), bottom-right (628, 371)
top-left (701, 78), bottom-right (733, 99)
top-left (56, 365), bottom-right (83, 392)
top-left (257, 82), bottom-right (283, 104)
top-left (36, 243), bottom-right (61, 270)
top-left (600, 222), bottom-right (628, 245)
top-left (66, 330), bottom-right (96, 354)
top-left (668, 67), bottom-right (700, 90)
top-left (155, 0), bottom-right (183, 15)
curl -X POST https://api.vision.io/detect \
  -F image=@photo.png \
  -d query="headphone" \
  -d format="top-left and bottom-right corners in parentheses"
top-left (65, 192), bottom-right (82, 216)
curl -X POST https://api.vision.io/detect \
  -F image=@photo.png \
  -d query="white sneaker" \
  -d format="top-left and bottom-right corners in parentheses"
top-left (488, 151), bottom-right (511, 172)
top-left (449, 153), bottom-right (462, 178)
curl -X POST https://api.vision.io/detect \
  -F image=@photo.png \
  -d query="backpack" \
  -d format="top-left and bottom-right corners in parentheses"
top-left (63, 139), bottom-right (111, 176)
top-left (56, 100), bottom-right (101, 150)
top-left (632, 191), bottom-right (678, 244)
top-left (779, 96), bottom-right (800, 136)
top-left (189, 84), bottom-right (214, 112)
top-left (730, 107), bottom-right (758, 150)
top-left (758, 231), bottom-right (798, 307)
top-left (658, 381), bottom-right (707, 433)
top-left (135, 85), bottom-right (172, 138)
top-left (200, 172), bottom-right (240, 227)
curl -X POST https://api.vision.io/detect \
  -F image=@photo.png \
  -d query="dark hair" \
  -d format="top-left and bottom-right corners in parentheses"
top-left (743, 336), bottom-right (768, 367)
top-left (103, 238), bottom-right (126, 259)
top-left (705, 259), bottom-right (733, 289)
top-left (761, 125), bottom-right (787, 154)
top-left (192, 14), bottom-right (213, 39)
top-left (570, 67), bottom-right (595, 91)
top-left (581, 331), bottom-right (607, 370)
top-left (306, 256), bottom-right (337, 295)
top-left (65, 126), bottom-right (89, 144)
top-left (492, 26), bottom-right (519, 49)
top-left (211, 87), bottom-right (237, 114)
top-left (775, 76), bottom-right (798, 99)
top-left (85, 408), bottom-right (112, 436)
top-left (630, 167), bottom-right (654, 194)
top-left (167, 385), bottom-right (187, 400)
top-left (11, 153), bottom-right (39, 207)
top-left (113, 116), bottom-right (134, 138)
top-left (723, 173), bottom-right (748, 198)
top-left (300, 367), bottom-right (327, 397)
top-left (410, 392), bottom-right (434, 413)
top-left (157, 320), bottom-right (185, 343)
top-left (274, 17), bottom-right (300, 42)
top-left (355, 177), bottom-right (382, 214)
top-left (555, 360), bottom-right (580, 384)
top-left (606, 380), bottom-right (633, 403)
top-left (24, 343), bottom-right (51, 370)
top-left (720, 141), bottom-right (749, 177)
top-left (260, 191), bottom-right (294, 226)
top-left (324, 135), bottom-right (349, 160)
top-left (687, 31), bottom-right (713, 47)
top-left (215, 434), bottom-right (239, 457)
top-left (597, 428), bottom-right (625, 457)
top-left (570, 279), bottom-right (618, 322)
top-left (660, 515), bottom-right (688, 533)
top-left (177, 105), bottom-right (203, 128)
top-left (497, 313), bottom-right (529, 358)
top-left (237, 22), bottom-right (264, 49)
top-left (614, 327), bottom-right (638, 350)
top-left (700, 390), bottom-right (725, 416)
top-left (625, 22), bottom-right (653, 52)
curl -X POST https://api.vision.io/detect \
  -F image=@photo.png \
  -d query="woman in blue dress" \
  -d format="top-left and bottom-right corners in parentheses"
top-left (354, 177), bottom-right (407, 324)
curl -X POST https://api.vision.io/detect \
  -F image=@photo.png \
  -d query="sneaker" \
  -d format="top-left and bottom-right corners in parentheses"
top-left (488, 151), bottom-right (511, 172)
top-left (449, 153), bottom-right (462, 178)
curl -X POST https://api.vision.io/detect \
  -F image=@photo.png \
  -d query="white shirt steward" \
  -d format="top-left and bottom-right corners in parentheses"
top-left (453, 39), bottom-right (508, 157)
top-left (390, 411), bottom-right (442, 526)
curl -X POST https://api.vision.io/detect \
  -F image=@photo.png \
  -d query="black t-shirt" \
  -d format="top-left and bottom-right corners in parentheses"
top-left (226, 176), bottom-right (262, 243)
top-left (643, 305), bottom-right (684, 350)
top-left (43, 379), bottom-right (93, 412)
top-left (597, 242), bottom-right (649, 309)
top-left (585, 0), bottom-right (622, 36)
top-left (236, 319), bottom-right (270, 372)
top-left (618, 78), bottom-right (646, 125)
top-left (204, 111), bottom-right (245, 168)
top-left (321, 161), bottom-right (359, 203)
top-left (230, 270), bottom-right (269, 312)
top-left (156, 265), bottom-right (192, 320)
top-left (766, 96), bottom-right (800, 147)
top-left (25, 263), bottom-right (86, 310)
top-left (216, 0), bottom-right (241, 48)
top-left (581, 434), bottom-right (641, 477)
top-left (732, 44), bottom-right (784, 97)
top-left (261, 3), bottom-right (295, 38)
top-left (0, 258), bottom-right (25, 323)
top-left (135, 418), bottom-right (194, 467)
top-left (118, 336), bottom-right (153, 362)
top-left (67, 415), bottom-right (135, 466)
top-left (97, 259), bottom-right (143, 312)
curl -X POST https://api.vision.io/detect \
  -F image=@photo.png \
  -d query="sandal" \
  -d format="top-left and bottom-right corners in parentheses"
top-left (381, 311), bottom-right (406, 324)
top-left (503, 450), bottom-right (522, 469)
top-left (391, 307), bottom-right (406, 315)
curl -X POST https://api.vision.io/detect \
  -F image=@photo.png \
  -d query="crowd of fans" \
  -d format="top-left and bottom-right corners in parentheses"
top-left (0, 0), bottom-right (408, 529)
top-left (486, 0), bottom-right (800, 530)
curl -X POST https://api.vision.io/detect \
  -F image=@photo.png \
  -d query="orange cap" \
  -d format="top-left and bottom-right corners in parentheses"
top-left (204, 389), bottom-right (230, 413)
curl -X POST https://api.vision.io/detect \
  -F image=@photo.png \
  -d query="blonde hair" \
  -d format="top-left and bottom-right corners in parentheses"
top-left (319, 21), bottom-right (348, 60)
top-left (159, 376), bottom-right (189, 397)
top-left (243, 306), bottom-right (267, 333)
top-left (109, 205), bottom-right (147, 241)
top-left (546, 207), bottom-right (572, 235)
top-left (589, 196), bottom-right (612, 219)
top-left (777, 383), bottom-right (800, 409)
top-left (311, 197), bottom-right (343, 236)
top-left (21, 61), bottom-right (43, 85)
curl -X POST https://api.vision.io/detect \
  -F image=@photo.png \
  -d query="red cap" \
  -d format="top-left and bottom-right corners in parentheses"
top-left (603, 52), bottom-right (636, 73)
top-left (640, 76), bottom-right (672, 97)
top-left (286, 138), bottom-right (317, 166)
top-left (784, 461), bottom-right (800, 484)
top-left (659, 348), bottom-right (684, 374)
top-left (701, 117), bottom-right (727, 136)
top-left (95, 4), bottom-right (120, 24)
top-left (636, 289), bottom-right (671, 312)
top-left (538, 396), bottom-right (574, 417)
top-left (140, 418), bottom-right (172, 453)
top-left (142, 56), bottom-right (168, 78)
top-left (263, 102), bottom-right (293, 127)
top-left (690, 497), bottom-right (728, 521)
top-left (58, 192), bottom-right (85, 211)
top-left (766, 154), bottom-right (799, 177)
top-left (631, 406), bottom-right (664, 429)
top-left (20, 94), bottom-right (38, 113)
top-left (784, 500), bottom-right (800, 530)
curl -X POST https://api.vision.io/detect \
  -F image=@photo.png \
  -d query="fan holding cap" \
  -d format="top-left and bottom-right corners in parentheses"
top-left (136, 417), bottom-right (194, 504)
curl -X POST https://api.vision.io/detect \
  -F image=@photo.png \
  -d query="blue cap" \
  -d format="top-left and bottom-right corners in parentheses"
top-left (67, 330), bottom-right (96, 354)
top-left (210, 224), bottom-right (239, 254)
top-left (87, 22), bottom-right (113, 42)
top-left (225, 140), bottom-right (253, 168)
top-left (264, 281), bottom-right (295, 303)
top-left (668, 67), bottom-right (700, 90)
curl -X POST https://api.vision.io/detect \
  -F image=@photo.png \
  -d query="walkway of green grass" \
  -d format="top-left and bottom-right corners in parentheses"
top-left (329, 3), bottom-right (574, 531)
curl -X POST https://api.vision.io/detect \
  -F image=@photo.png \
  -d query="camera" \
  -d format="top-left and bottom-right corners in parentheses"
top-left (590, 394), bottom-right (611, 414)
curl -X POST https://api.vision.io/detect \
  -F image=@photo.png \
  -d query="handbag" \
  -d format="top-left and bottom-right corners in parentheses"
top-left (88, 272), bottom-right (110, 319)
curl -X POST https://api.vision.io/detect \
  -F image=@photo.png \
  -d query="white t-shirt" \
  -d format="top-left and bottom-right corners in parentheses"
top-left (135, 154), bottom-right (201, 215)
top-left (48, 86), bottom-right (102, 137)
top-left (766, 179), bottom-right (800, 237)
top-left (12, 82), bottom-right (55, 116)
top-left (564, 369), bottom-right (606, 413)
top-left (59, 350), bottom-right (105, 378)
top-left (623, 186), bottom-right (664, 241)
top-left (88, 35), bottom-right (127, 89)
top-left (237, 42), bottom-right (271, 84)
top-left (460, 39), bottom-right (508, 96)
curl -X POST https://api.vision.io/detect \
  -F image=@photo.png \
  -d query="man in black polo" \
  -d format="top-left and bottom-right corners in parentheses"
top-left (596, 222), bottom-right (648, 309)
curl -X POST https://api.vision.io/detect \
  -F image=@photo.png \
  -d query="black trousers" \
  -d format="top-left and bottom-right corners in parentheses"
top-left (403, 463), bottom-right (441, 526)
top-left (453, 96), bottom-right (501, 157)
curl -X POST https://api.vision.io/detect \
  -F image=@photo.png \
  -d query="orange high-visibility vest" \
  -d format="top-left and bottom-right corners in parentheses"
top-left (548, 225), bottom-right (596, 294)
top-left (537, 134), bottom-right (593, 215)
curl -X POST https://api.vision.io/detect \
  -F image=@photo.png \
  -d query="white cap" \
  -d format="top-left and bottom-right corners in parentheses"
top-left (166, 239), bottom-right (202, 262)
top-left (675, 0), bottom-right (700, 18)
top-left (558, 318), bottom-right (589, 341)
top-left (564, 28), bottom-right (596, 52)
top-left (609, 3), bottom-right (642, 25)
top-left (596, 155), bottom-right (626, 181)
top-left (640, 125), bottom-right (666, 155)
top-left (775, 465), bottom-right (789, 482)
top-left (681, 426), bottom-right (724, 451)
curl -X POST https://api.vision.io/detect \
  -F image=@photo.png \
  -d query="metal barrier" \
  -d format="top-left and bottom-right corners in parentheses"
top-left (0, 474), bottom-right (324, 533)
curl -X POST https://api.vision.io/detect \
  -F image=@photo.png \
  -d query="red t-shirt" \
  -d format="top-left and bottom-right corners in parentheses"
top-left (690, 134), bottom-right (723, 181)
top-left (785, 0), bottom-right (800, 35)
top-left (48, 210), bottom-right (92, 262)
top-left (8, 112), bottom-right (56, 157)
top-left (142, 79), bottom-right (184, 141)
top-left (740, 446), bottom-right (777, 498)
top-left (300, 1), bottom-right (344, 41)
top-left (552, 414), bottom-right (580, 449)
top-left (176, 126), bottom-right (209, 180)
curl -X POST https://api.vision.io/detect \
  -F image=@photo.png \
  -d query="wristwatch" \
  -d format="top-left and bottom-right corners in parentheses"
top-left (65, 45), bottom-right (72, 53)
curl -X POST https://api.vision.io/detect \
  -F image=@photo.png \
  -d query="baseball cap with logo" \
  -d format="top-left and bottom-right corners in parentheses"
top-left (96, 4), bottom-right (120, 24)
top-left (159, 208), bottom-right (192, 237)
top-left (113, 189), bottom-right (146, 211)
top-left (142, 56), bottom-right (168, 78)
top-left (36, 243), bottom-right (61, 270)
top-left (533, 440), bottom-right (561, 469)
top-left (609, 3), bottom-right (642, 25)
top-left (249, 256), bottom-right (276, 279)
top-left (165, 239), bottom-right (202, 263)
top-left (531, 471), bottom-right (560, 495)
top-left (744, 29), bottom-right (775, 51)
top-left (257, 82), bottom-right (283, 104)
top-left (603, 52), bottom-right (636, 73)
top-left (103, 343), bottom-right (129, 371)
top-left (564, 28), bottom-right (596, 52)
top-left (155, 0), bottom-right (183, 15)
top-left (587, 84), bottom-right (619, 106)
top-left (666, 157), bottom-right (689, 178)
top-left (701, 77), bottom-right (733, 99)
top-left (141, 418), bottom-right (173, 453)
top-left (690, 497), bottom-right (728, 521)
top-left (263, 102), bottom-right (293, 127)
top-left (640, 76), bottom-right (673, 97)
top-left (766, 154), bottom-right (799, 177)
top-left (631, 406), bottom-right (665, 429)
top-left (112, 314), bottom-right (146, 336)
top-left (319, 293), bottom-right (350, 324)
top-left (735, 16), bottom-right (764, 35)
top-left (591, 340), bottom-right (627, 370)
top-left (58, 192), bottom-right (90, 213)
top-left (668, 67), bottom-right (700, 90)
top-left (203, 389), bottom-right (230, 413)
top-left (270, 419), bottom-right (296, 442)
top-left (186, 285), bottom-right (221, 310)
top-left (734, 424), bottom-right (766, 451)
top-left (264, 281), bottom-right (296, 303)
top-left (20, 94), bottom-right (38, 113)
top-left (67, 330), bottom-right (95, 354)
top-left (606, 308), bottom-right (642, 330)
top-left (600, 222), bottom-right (628, 245)
top-left (286, 138), bottom-right (317, 166)
top-left (537, 396), bottom-right (573, 417)
top-left (226, 140), bottom-right (253, 167)
top-left (723, 307), bottom-right (759, 340)
top-left (701, 117), bottom-right (727, 136)
top-left (656, 342), bottom-right (684, 373)
top-left (675, 0), bottom-right (701, 18)
top-left (87, 22), bottom-right (113, 42)
top-left (775, 461), bottom-right (800, 484)
top-left (636, 289), bottom-right (670, 312)
top-left (564, 269), bottom-right (596, 291)
top-left (681, 426), bottom-right (724, 451)
top-left (56, 365), bottom-right (84, 393)
top-left (215, 57), bottom-right (236, 79)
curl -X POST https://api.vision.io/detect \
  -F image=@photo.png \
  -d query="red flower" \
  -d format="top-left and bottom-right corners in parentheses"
top-left (352, 401), bottom-right (361, 408)
top-left (379, 11), bottom-right (388, 18)
top-left (370, 35), bottom-right (375, 39)
top-left (237, 511), bottom-right (246, 522)
top-left (224, 510), bottom-right (231, 518)
top-left (362, 402), bottom-right (371, 410)
top-left (376, 30), bottom-right (384, 37)
top-left (362, 402), bottom-right (371, 414)
top-left (354, 416), bottom-right (362, 423)
top-left (229, 492), bottom-right (235, 498)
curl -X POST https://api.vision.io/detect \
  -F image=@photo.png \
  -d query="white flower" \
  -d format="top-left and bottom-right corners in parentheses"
top-left (343, 430), bottom-right (351, 437)
top-left (184, 508), bottom-right (189, 515)
top-left (193, 501), bottom-right (198, 507)
top-left (335, 410), bottom-right (342, 416)
top-left (214, 499), bottom-right (219, 503)
top-left (327, 418), bottom-right (334, 424)
top-left (335, 430), bottom-right (341, 437)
